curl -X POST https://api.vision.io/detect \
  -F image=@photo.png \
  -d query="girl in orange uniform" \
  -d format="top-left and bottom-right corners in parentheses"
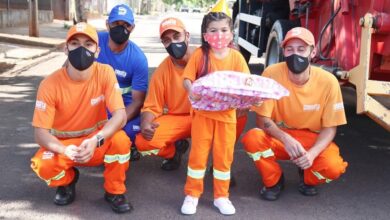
top-left (181, 11), bottom-right (250, 215)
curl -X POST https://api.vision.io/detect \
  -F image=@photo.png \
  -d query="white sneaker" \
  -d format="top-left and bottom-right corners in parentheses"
top-left (213, 197), bottom-right (236, 215)
top-left (181, 195), bottom-right (199, 215)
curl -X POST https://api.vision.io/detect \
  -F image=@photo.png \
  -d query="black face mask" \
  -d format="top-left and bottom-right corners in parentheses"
top-left (68, 46), bottom-right (95, 71)
top-left (165, 41), bottom-right (187, 59)
top-left (284, 54), bottom-right (310, 74)
top-left (109, 25), bottom-right (130, 45)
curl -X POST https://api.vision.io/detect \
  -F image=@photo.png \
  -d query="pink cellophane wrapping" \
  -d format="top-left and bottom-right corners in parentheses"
top-left (190, 71), bottom-right (289, 111)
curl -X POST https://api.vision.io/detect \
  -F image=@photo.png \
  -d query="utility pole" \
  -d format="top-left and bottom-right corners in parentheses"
top-left (29, 0), bottom-right (39, 37)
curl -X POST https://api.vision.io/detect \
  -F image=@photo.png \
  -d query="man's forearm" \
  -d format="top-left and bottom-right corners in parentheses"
top-left (125, 101), bottom-right (143, 121)
top-left (183, 79), bottom-right (192, 93)
top-left (308, 126), bottom-right (337, 158)
top-left (257, 116), bottom-right (290, 142)
top-left (34, 128), bottom-right (65, 154)
top-left (141, 111), bottom-right (155, 125)
top-left (100, 108), bottom-right (127, 140)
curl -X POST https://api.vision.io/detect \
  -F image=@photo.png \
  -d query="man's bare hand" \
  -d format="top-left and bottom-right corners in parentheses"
top-left (189, 90), bottom-right (201, 101)
top-left (141, 122), bottom-right (160, 141)
top-left (64, 145), bottom-right (79, 160)
top-left (282, 135), bottom-right (306, 159)
top-left (293, 151), bottom-right (315, 169)
top-left (74, 138), bottom-right (96, 163)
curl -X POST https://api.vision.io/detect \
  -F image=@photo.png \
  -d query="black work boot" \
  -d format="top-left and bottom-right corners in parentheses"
top-left (298, 168), bottom-right (318, 196)
top-left (53, 167), bottom-right (79, 206)
top-left (104, 192), bottom-right (133, 214)
top-left (130, 145), bottom-right (141, 161)
top-left (161, 139), bottom-right (189, 171)
top-left (260, 174), bottom-right (285, 201)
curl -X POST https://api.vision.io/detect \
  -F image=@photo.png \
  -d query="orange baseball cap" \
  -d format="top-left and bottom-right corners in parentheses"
top-left (159, 17), bottom-right (185, 38)
top-left (281, 27), bottom-right (315, 48)
top-left (66, 22), bottom-right (99, 45)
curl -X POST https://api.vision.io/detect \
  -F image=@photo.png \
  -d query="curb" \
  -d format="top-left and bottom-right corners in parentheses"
top-left (0, 33), bottom-right (65, 48)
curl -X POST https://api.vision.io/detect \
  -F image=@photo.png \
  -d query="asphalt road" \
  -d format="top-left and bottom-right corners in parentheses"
top-left (0, 12), bottom-right (389, 220)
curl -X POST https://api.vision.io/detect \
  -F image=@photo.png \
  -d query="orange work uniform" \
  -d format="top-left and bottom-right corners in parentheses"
top-left (242, 63), bottom-right (348, 187)
top-left (183, 48), bottom-right (250, 198)
top-left (135, 56), bottom-right (192, 159)
top-left (30, 62), bottom-right (131, 194)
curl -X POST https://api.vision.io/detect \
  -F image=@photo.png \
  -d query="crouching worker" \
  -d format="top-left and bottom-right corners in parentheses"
top-left (134, 17), bottom-right (193, 171)
top-left (30, 23), bottom-right (133, 214)
top-left (242, 27), bottom-right (348, 201)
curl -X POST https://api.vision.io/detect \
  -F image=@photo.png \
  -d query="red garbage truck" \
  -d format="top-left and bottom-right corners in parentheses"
top-left (234, 0), bottom-right (390, 131)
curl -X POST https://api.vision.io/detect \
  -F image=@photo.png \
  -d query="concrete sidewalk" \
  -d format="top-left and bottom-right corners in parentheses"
top-left (0, 19), bottom-right (108, 48)
top-left (0, 18), bottom-right (109, 74)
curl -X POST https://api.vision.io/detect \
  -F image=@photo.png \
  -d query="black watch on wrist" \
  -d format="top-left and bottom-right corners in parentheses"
top-left (96, 133), bottom-right (105, 147)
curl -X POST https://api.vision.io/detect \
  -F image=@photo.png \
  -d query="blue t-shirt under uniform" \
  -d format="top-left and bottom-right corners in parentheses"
top-left (96, 32), bottom-right (148, 106)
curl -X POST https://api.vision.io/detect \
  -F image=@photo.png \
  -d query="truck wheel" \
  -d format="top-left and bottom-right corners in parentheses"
top-left (265, 20), bottom-right (297, 67)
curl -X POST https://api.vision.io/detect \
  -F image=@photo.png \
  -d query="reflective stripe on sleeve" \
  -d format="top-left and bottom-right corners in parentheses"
top-left (120, 86), bottom-right (132, 94)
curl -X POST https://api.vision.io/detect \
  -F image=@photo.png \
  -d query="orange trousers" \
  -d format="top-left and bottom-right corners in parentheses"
top-left (184, 114), bottom-right (246, 198)
top-left (242, 128), bottom-right (348, 187)
top-left (31, 130), bottom-right (131, 194)
top-left (135, 114), bottom-right (191, 159)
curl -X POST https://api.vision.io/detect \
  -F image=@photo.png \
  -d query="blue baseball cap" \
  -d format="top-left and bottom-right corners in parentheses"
top-left (108, 4), bottom-right (134, 25)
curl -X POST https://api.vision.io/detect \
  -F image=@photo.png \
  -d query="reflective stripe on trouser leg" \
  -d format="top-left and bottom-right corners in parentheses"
top-left (103, 130), bottom-right (131, 194)
top-left (135, 114), bottom-right (191, 159)
top-left (184, 113), bottom-right (213, 198)
top-left (213, 169), bottom-right (230, 180)
top-left (311, 170), bottom-right (333, 183)
top-left (31, 145), bottom-right (79, 188)
top-left (138, 149), bottom-right (160, 156)
top-left (212, 119), bottom-right (235, 199)
top-left (187, 167), bottom-right (206, 179)
top-left (303, 142), bottom-right (348, 185)
top-left (241, 129), bottom-right (288, 187)
top-left (246, 148), bottom-right (275, 161)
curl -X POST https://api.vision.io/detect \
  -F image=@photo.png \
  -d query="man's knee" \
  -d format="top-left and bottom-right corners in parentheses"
top-left (309, 157), bottom-right (348, 185)
top-left (241, 128), bottom-right (268, 152)
top-left (110, 130), bottom-right (131, 154)
top-left (31, 152), bottom-right (59, 181)
top-left (324, 158), bottom-right (348, 181)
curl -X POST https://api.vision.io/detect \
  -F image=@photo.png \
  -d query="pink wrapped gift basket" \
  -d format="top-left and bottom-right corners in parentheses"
top-left (190, 71), bottom-right (290, 111)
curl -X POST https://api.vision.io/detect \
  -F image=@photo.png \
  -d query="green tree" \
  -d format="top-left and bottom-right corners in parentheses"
top-left (162, 0), bottom-right (183, 5)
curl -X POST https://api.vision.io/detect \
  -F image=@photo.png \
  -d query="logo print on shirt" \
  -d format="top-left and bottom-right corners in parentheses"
top-left (334, 102), bottom-right (344, 111)
top-left (91, 95), bottom-right (105, 106)
top-left (35, 100), bottom-right (47, 111)
top-left (303, 104), bottom-right (320, 111)
top-left (115, 69), bottom-right (127, 78)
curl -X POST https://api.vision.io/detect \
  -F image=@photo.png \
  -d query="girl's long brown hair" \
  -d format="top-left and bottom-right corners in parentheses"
top-left (197, 12), bottom-right (233, 79)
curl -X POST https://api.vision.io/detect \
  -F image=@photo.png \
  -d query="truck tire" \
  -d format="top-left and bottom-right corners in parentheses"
top-left (265, 20), bottom-right (297, 67)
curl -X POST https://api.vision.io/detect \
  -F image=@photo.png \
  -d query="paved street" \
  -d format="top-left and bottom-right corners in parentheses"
top-left (0, 12), bottom-right (389, 220)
